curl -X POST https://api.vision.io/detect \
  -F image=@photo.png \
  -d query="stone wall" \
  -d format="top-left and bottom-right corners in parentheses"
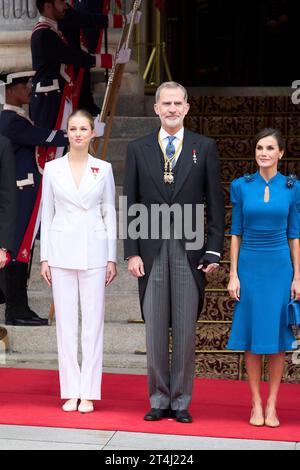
top-left (0, 0), bottom-right (37, 31)
top-left (0, 0), bottom-right (36, 72)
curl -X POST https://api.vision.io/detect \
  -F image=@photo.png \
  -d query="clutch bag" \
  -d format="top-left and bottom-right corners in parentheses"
top-left (286, 299), bottom-right (300, 327)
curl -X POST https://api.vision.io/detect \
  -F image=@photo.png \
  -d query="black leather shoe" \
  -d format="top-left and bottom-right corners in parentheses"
top-left (29, 310), bottom-right (49, 326)
top-left (144, 408), bottom-right (170, 421)
top-left (6, 316), bottom-right (48, 327)
top-left (171, 410), bottom-right (193, 423)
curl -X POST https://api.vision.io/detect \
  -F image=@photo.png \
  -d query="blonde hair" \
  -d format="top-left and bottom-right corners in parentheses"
top-left (67, 109), bottom-right (96, 156)
top-left (67, 109), bottom-right (95, 131)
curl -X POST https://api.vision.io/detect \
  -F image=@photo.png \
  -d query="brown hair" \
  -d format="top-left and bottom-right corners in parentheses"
top-left (254, 128), bottom-right (286, 153)
top-left (67, 109), bottom-right (96, 156)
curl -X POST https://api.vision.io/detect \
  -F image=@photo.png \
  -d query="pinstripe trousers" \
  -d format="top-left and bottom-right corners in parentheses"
top-left (143, 238), bottom-right (199, 411)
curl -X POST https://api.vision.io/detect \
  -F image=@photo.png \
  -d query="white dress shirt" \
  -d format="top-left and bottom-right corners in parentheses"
top-left (159, 127), bottom-right (184, 166)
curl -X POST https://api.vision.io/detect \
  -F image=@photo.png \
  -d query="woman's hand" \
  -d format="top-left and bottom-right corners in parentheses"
top-left (41, 261), bottom-right (52, 287)
top-left (227, 275), bottom-right (241, 301)
top-left (106, 262), bottom-right (117, 287)
top-left (291, 278), bottom-right (300, 301)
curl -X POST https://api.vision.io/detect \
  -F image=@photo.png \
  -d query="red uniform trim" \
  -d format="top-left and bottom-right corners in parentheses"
top-left (101, 53), bottom-right (113, 69)
top-left (113, 14), bottom-right (123, 29)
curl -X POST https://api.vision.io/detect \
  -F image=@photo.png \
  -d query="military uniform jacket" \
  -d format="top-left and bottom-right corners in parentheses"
top-left (30, 15), bottom-right (97, 127)
top-left (31, 15), bottom-right (96, 95)
top-left (0, 106), bottom-right (68, 259)
top-left (59, 3), bottom-right (108, 51)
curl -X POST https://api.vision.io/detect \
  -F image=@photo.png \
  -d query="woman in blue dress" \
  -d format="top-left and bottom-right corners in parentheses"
top-left (227, 128), bottom-right (300, 428)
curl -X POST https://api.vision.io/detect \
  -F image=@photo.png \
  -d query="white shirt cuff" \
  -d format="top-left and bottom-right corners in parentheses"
top-left (206, 251), bottom-right (221, 257)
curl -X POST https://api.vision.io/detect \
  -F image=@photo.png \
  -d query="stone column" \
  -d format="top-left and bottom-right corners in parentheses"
top-left (0, 0), bottom-right (37, 31)
top-left (0, 0), bottom-right (37, 72)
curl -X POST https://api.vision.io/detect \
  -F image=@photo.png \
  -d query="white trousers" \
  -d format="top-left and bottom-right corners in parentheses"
top-left (51, 267), bottom-right (106, 400)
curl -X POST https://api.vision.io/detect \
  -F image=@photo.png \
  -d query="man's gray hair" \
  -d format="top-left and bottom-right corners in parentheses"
top-left (155, 82), bottom-right (188, 103)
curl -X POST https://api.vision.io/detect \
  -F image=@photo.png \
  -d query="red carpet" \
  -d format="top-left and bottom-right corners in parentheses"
top-left (0, 368), bottom-right (300, 442)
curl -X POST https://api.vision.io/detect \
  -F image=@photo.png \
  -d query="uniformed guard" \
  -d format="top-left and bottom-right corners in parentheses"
top-left (62, 0), bottom-right (141, 116)
top-left (32, 0), bottom-right (130, 168)
top-left (0, 71), bottom-right (69, 326)
top-left (60, 0), bottom-right (117, 116)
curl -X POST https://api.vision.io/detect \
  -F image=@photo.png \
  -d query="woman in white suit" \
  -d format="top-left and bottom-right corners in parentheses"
top-left (41, 110), bottom-right (117, 414)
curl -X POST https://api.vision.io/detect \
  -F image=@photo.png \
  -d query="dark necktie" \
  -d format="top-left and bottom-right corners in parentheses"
top-left (166, 136), bottom-right (176, 169)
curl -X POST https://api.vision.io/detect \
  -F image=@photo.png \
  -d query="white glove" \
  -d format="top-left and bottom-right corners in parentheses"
top-left (0, 81), bottom-right (5, 105)
top-left (126, 10), bottom-right (142, 25)
top-left (116, 46), bottom-right (132, 64)
top-left (95, 54), bottom-right (101, 68)
top-left (94, 118), bottom-right (105, 137)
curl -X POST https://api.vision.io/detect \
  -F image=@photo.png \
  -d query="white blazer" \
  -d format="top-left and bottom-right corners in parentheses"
top-left (40, 154), bottom-right (117, 270)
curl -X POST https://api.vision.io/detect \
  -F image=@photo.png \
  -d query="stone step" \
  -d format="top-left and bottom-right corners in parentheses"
top-left (100, 138), bottom-right (130, 162)
top-left (2, 323), bottom-right (146, 355)
top-left (93, 95), bottom-right (156, 118)
top-left (4, 352), bottom-right (147, 371)
top-left (0, 289), bottom-right (141, 323)
top-left (94, 94), bottom-right (146, 117)
top-left (110, 117), bottom-right (159, 138)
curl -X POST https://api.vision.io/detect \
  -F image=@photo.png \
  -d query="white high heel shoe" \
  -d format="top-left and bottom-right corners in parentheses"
top-left (62, 399), bottom-right (79, 412)
top-left (78, 401), bottom-right (94, 414)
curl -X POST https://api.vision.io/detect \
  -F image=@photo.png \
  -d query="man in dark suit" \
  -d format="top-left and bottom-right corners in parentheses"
top-left (0, 136), bottom-right (16, 304)
top-left (123, 82), bottom-right (224, 423)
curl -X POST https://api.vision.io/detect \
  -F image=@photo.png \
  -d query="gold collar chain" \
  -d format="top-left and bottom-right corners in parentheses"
top-left (158, 136), bottom-right (184, 184)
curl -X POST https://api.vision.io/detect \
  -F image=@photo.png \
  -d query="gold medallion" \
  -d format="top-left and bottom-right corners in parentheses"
top-left (158, 135), bottom-right (183, 185)
top-left (164, 172), bottom-right (174, 184)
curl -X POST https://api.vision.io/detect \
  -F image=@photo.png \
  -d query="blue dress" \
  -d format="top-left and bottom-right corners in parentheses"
top-left (227, 172), bottom-right (300, 354)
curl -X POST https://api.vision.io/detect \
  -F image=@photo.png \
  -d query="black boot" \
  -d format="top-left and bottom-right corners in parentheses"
top-left (0, 270), bottom-right (6, 304)
top-left (5, 263), bottom-right (48, 326)
top-left (0, 288), bottom-right (5, 305)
